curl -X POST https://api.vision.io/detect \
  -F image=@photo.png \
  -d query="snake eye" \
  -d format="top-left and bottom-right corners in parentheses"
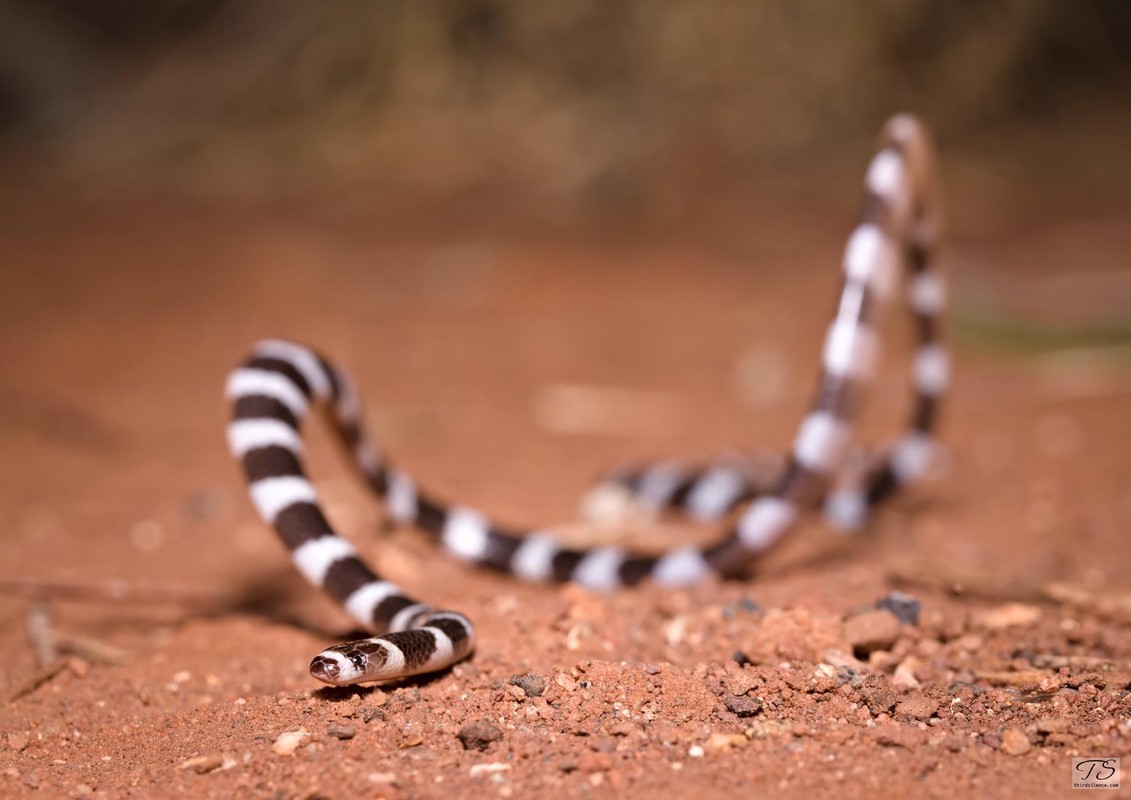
top-left (348, 651), bottom-right (367, 670)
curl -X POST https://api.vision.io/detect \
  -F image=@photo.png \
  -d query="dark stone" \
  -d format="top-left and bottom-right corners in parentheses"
top-left (724, 696), bottom-right (764, 718)
top-left (458, 721), bottom-right (504, 751)
top-left (508, 673), bottom-right (547, 697)
top-left (325, 724), bottom-right (356, 740)
top-left (875, 591), bottom-right (922, 626)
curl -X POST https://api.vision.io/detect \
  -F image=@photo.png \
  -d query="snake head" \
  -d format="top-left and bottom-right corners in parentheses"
top-left (309, 640), bottom-right (391, 686)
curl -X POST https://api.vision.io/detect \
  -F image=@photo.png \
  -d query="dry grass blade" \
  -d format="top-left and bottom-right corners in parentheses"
top-left (5, 660), bottom-right (68, 704)
top-left (49, 630), bottom-right (129, 665)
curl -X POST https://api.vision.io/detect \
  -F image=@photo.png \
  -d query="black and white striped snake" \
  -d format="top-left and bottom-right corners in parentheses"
top-left (226, 114), bottom-right (947, 686)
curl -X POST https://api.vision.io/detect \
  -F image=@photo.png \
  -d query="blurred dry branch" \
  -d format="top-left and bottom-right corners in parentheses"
top-left (1, 1), bottom-right (1129, 201)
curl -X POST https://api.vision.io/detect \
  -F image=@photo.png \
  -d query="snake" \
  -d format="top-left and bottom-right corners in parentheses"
top-left (225, 113), bottom-right (946, 686)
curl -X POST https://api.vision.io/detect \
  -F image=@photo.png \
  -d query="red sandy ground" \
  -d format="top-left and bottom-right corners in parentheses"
top-left (0, 181), bottom-right (1129, 799)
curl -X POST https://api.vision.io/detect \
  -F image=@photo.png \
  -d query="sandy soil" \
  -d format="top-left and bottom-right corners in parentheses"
top-left (1, 184), bottom-right (1129, 799)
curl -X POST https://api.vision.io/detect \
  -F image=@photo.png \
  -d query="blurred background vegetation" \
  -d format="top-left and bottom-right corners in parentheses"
top-left (1, 0), bottom-right (1129, 210)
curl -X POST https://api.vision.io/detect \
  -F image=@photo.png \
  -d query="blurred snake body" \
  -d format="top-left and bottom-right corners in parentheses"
top-left (225, 114), bottom-right (947, 686)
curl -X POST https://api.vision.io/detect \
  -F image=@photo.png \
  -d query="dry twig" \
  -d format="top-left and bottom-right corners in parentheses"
top-left (5, 660), bottom-right (68, 704)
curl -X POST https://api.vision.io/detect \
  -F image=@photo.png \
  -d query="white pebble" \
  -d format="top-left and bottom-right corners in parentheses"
top-left (272, 730), bottom-right (309, 757)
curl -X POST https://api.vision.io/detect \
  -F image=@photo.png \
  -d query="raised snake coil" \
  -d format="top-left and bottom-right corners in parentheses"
top-left (225, 114), bottom-right (946, 686)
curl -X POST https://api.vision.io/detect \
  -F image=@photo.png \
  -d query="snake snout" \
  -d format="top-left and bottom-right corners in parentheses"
top-left (309, 655), bottom-right (341, 683)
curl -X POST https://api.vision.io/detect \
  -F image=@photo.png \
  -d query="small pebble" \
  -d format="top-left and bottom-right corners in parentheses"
top-left (724, 696), bottom-right (764, 718)
top-left (858, 677), bottom-right (898, 715)
top-left (326, 724), bottom-right (356, 740)
top-left (179, 754), bottom-right (225, 774)
top-left (823, 650), bottom-right (865, 673)
top-left (896, 696), bottom-right (938, 720)
top-left (892, 658), bottom-right (922, 690)
top-left (1001, 728), bottom-right (1031, 756)
top-left (724, 670), bottom-right (759, 696)
top-left (705, 732), bottom-right (746, 751)
top-left (975, 603), bottom-right (1042, 630)
top-left (813, 663), bottom-right (837, 680)
top-left (458, 722), bottom-right (503, 752)
top-left (508, 674), bottom-right (546, 698)
top-left (272, 730), bottom-right (309, 757)
top-left (875, 592), bottom-right (922, 625)
top-left (360, 707), bottom-right (386, 724)
top-left (845, 610), bottom-right (902, 657)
